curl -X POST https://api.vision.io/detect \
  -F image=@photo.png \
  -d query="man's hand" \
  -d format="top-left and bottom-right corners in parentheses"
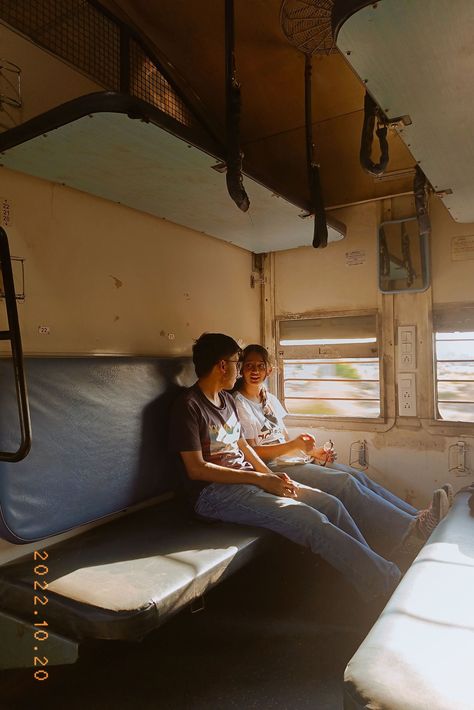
top-left (259, 472), bottom-right (299, 498)
top-left (292, 433), bottom-right (316, 454)
top-left (312, 446), bottom-right (337, 465)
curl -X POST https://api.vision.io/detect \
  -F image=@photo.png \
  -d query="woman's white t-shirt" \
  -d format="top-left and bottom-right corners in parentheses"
top-left (233, 391), bottom-right (311, 465)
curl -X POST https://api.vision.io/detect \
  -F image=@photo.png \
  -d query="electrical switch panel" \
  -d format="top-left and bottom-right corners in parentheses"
top-left (398, 325), bottom-right (416, 372)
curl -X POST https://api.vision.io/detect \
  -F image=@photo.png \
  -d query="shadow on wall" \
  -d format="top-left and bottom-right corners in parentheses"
top-left (136, 358), bottom-right (196, 499)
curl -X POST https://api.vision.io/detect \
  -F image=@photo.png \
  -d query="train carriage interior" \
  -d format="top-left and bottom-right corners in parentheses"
top-left (0, 1), bottom-right (473, 708)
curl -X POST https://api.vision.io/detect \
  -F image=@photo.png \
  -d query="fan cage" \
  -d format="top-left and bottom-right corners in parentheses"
top-left (281, 0), bottom-right (337, 55)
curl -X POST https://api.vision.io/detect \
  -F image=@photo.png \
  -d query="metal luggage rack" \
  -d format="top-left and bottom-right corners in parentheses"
top-left (0, 0), bottom-right (198, 129)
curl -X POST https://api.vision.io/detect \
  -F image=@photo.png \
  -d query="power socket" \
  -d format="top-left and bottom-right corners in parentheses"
top-left (397, 373), bottom-right (417, 416)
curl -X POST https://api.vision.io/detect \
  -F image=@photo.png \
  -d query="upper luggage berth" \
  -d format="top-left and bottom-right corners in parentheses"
top-left (0, 92), bottom-right (345, 253)
top-left (332, 0), bottom-right (474, 223)
top-left (0, 1), bottom-right (346, 253)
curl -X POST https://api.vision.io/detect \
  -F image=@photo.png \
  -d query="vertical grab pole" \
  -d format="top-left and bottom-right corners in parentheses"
top-left (0, 227), bottom-right (31, 461)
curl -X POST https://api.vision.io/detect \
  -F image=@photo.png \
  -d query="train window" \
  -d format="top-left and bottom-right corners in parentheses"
top-left (434, 305), bottom-right (474, 423)
top-left (277, 313), bottom-right (380, 418)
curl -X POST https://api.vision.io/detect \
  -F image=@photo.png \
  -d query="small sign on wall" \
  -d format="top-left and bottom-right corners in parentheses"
top-left (1, 197), bottom-right (13, 228)
top-left (451, 235), bottom-right (474, 261)
top-left (345, 250), bottom-right (366, 266)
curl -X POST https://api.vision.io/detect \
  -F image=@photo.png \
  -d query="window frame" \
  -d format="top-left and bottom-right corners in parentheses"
top-left (427, 302), bottom-right (474, 434)
top-left (430, 303), bottom-right (474, 434)
top-left (275, 307), bottom-right (392, 431)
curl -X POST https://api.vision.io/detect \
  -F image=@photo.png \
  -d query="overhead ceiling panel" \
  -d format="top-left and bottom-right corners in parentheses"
top-left (336, 0), bottom-right (474, 222)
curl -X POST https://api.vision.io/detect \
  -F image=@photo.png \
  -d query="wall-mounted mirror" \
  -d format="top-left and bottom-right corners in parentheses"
top-left (378, 217), bottom-right (430, 293)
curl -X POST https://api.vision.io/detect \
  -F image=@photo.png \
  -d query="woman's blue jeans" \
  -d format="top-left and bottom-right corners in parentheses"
top-left (195, 481), bottom-right (403, 602)
top-left (281, 461), bottom-right (418, 516)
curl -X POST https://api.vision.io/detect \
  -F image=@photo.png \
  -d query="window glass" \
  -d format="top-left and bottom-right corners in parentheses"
top-left (435, 330), bottom-right (474, 422)
top-left (279, 315), bottom-right (380, 419)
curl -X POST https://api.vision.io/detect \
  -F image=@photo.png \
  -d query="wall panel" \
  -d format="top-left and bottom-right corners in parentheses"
top-left (0, 167), bottom-right (260, 355)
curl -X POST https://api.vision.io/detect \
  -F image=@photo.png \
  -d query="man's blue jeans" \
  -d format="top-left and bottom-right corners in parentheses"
top-left (271, 461), bottom-right (417, 557)
top-left (195, 481), bottom-right (403, 601)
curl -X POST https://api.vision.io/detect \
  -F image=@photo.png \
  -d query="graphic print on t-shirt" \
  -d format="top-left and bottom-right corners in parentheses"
top-left (258, 401), bottom-right (286, 445)
top-left (259, 418), bottom-right (284, 444)
top-left (206, 410), bottom-right (245, 468)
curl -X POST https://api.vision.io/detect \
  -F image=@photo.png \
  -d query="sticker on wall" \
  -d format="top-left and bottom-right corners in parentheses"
top-left (319, 346), bottom-right (340, 358)
top-left (38, 326), bottom-right (50, 335)
top-left (1, 197), bottom-right (12, 228)
top-left (451, 235), bottom-right (474, 261)
top-left (345, 250), bottom-right (366, 266)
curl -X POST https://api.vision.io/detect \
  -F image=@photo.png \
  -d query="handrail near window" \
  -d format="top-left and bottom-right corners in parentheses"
top-left (0, 227), bottom-right (31, 461)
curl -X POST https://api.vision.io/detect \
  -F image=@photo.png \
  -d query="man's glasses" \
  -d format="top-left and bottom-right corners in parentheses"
top-left (224, 359), bottom-right (241, 371)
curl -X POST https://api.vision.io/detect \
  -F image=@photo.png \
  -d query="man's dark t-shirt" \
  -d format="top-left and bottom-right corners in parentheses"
top-left (169, 383), bottom-right (252, 502)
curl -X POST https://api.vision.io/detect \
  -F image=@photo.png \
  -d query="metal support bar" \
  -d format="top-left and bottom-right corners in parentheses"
top-left (304, 54), bottom-right (328, 249)
top-left (224, 0), bottom-right (249, 212)
top-left (0, 226), bottom-right (31, 461)
top-left (119, 26), bottom-right (131, 94)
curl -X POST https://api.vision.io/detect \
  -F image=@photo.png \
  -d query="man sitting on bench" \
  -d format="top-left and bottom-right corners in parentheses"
top-left (169, 333), bottom-right (447, 604)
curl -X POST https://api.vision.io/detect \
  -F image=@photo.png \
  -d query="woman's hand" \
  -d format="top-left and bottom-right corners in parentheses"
top-left (292, 433), bottom-right (316, 454)
top-left (312, 446), bottom-right (337, 466)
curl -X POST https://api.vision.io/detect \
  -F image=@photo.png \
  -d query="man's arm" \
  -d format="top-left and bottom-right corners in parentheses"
top-left (180, 450), bottom-right (298, 498)
top-left (238, 437), bottom-right (273, 473)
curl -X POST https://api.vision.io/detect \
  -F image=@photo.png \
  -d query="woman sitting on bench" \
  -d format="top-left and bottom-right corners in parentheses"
top-left (233, 344), bottom-right (452, 528)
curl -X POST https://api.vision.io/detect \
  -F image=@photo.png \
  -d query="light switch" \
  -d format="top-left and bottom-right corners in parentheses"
top-left (398, 325), bottom-right (416, 371)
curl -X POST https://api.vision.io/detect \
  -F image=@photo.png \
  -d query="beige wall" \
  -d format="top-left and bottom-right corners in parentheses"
top-left (431, 197), bottom-right (474, 304)
top-left (275, 201), bottom-right (379, 315)
top-left (275, 194), bottom-right (474, 315)
top-left (1, 167), bottom-right (260, 355)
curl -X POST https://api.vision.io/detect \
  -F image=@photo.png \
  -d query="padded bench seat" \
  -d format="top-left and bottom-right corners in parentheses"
top-left (0, 497), bottom-right (269, 642)
top-left (344, 490), bottom-right (474, 710)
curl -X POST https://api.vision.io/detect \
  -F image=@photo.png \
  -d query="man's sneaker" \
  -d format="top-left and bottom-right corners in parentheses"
top-left (441, 483), bottom-right (454, 507)
top-left (414, 488), bottom-right (449, 540)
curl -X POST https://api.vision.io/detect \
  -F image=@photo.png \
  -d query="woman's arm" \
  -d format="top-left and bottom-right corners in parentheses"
top-left (246, 433), bottom-right (315, 462)
top-left (276, 395), bottom-right (338, 464)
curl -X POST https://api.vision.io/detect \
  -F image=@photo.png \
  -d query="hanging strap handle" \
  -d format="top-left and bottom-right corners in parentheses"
top-left (305, 55), bottom-right (328, 248)
top-left (224, 0), bottom-right (249, 212)
top-left (414, 165), bottom-right (431, 236)
top-left (360, 92), bottom-right (389, 176)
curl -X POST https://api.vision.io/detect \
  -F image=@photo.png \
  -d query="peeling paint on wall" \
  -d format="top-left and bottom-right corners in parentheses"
top-left (373, 431), bottom-right (446, 452)
top-left (109, 275), bottom-right (123, 289)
